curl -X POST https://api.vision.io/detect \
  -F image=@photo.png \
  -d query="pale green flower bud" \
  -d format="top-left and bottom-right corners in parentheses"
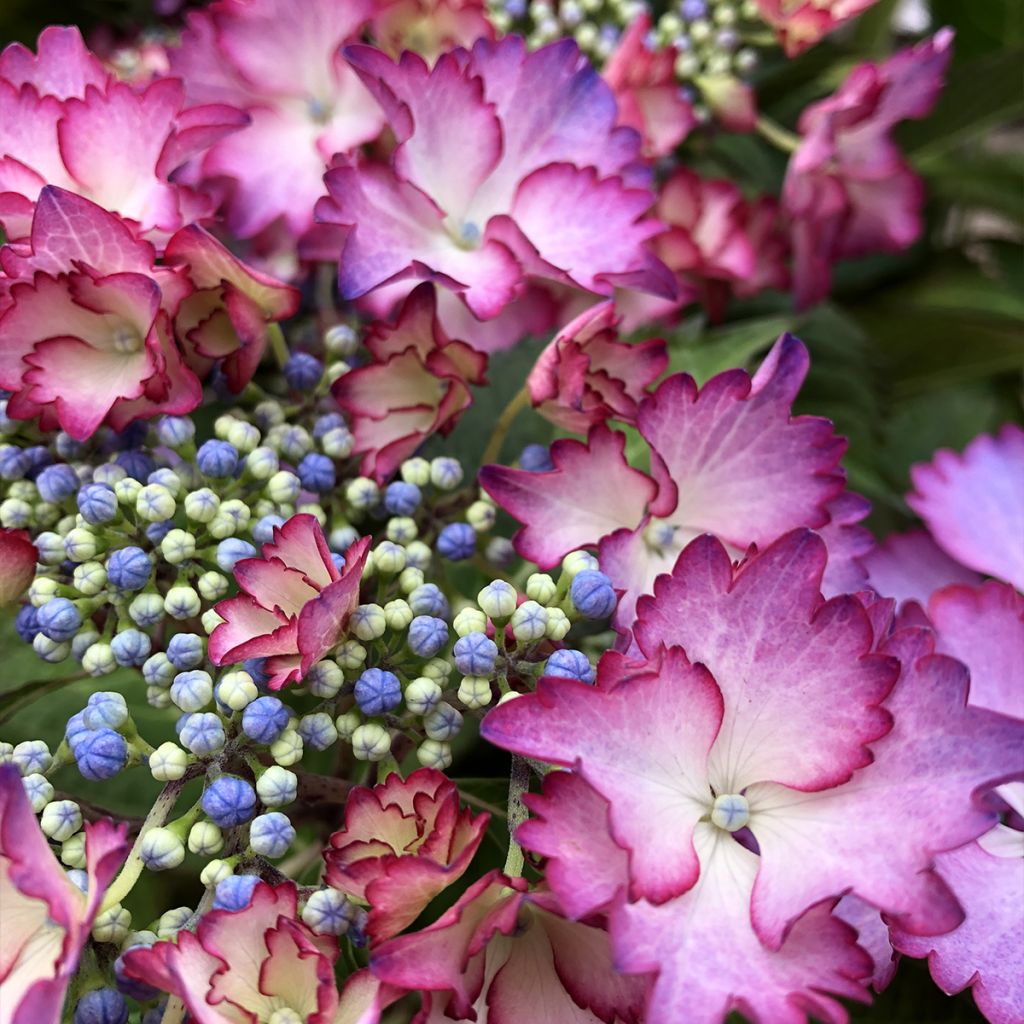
top-left (453, 607), bottom-right (487, 637)
top-left (510, 601), bottom-right (548, 642)
top-left (477, 580), bottom-right (516, 619)
top-left (404, 676), bottom-right (443, 716)
top-left (416, 739), bottom-right (453, 771)
top-left (400, 457), bottom-right (431, 487)
top-left (335, 641), bottom-right (367, 671)
top-left (271, 728), bottom-right (303, 766)
top-left (525, 573), bottom-right (557, 605)
top-left (188, 821), bottom-right (224, 856)
top-left (150, 742), bottom-right (189, 781)
top-left (351, 723), bottom-right (391, 761)
top-left (92, 904), bottom-right (131, 944)
top-left (383, 599), bottom-right (413, 631)
top-left (458, 676), bottom-right (493, 710)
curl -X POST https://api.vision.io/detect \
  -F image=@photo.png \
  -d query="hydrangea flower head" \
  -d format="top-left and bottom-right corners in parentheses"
top-left (122, 882), bottom-right (342, 1024)
top-left (603, 14), bottom-right (697, 159)
top-left (755, 0), bottom-right (881, 57)
top-left (316, 36), bottom-right (675, 320)
top-left (371, 872), bottom-right (648, 1022)
top-left (784, 29), bottom-right (954, 309)
top-left (209, 514), bottom-right (370, 689)
top-left (0, 764), bottom-right (128, 1024)
top-left (482, 531), bottom-right (1024, 1022)
top-left (483, 334), bottom-right (846, 628)
top-left (0, 26), bottom-right (248, 247)
top-left (332, 283), bottom-right (487, 482)
top-left (324, 768), bottom-right (489, 944)
top-left (0, 527), bottom-right (37, 605)
top-left (906, 423), bottom-right (1024, 591)
top-left (167, 0), bottom-right (386, 243)
top-left (526, 300), bottom-right (667, 433)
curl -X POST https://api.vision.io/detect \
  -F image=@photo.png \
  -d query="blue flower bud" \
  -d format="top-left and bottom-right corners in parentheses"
top-left (65, 710), bottom-right (90, 751)
top-left (197, 440), bottom-right (239, 479)
top-left (253, 514), bottom-right (285, 544)
top-left (216, 538), bottom-right (257, 572)
top-left (284, 352), bottom-right (323, 390)
top-left (519, 443), bottom-right (554, 472)
top-left (354, 667), bottom-right (402, 716)
top-left (75, 729), bottom-right (128, 781)
top-left (544, 649), bottom-right (595, 683)
top-left (91, 463), bottom-right (125, 487)
top-left (244, 657), bottom-right (270, 688)
top-left (85, 691), bottom-right (129, 730)
top-left (329, 525), bottom-right (358, 553)
top-left (437, 522), bottom-right (476, 561)
top-left (178, 712), bottom-right (225, 755)
top-left (106, 547), bottom-right (151, 591)
top-left (52, 430), bottom-right (82, 458)
top-left (384, 481), bottom-right (422, 516)
top-left (14, 604), bottom-right (40, 643)
top-left (212, 873), bottom-right (260, 911)
top-left (142, 652), bottom-right (175, 686)
top-left (115, 450), bottom-right (155, 481)
top-left (407, 616), bottom-right (449, 658)
top-left (202, 775), bottom-right (257, 827)
top-left (114, 950), bottom-right (160, 1001)
top-left (249, 812), bottom-right (295, 858)
top-left (36, 463), bottom-right (78, 503)
top-left (167, 632), bottom-right (205, 670)
top-left (570, 570), bottom-right (617, 619)
top-left (74, 987), bottom-right (128, 1024)
top-left (156, 416), bottom-right (195, 448)
top-left (37, 597), bottom-right (82, 642)
top-left (408, 583), bottom-right (449, 618)
top-left (0, 446), bottom-right (29, 480)
top-left (242, 696), bottom-right (289, 744)
top-left (453, 632), bottom-right (499, 676)
top-left (144, 521), bottom-right (173, 545)
top-left (110, 629), bottom-right (151, 667)
top-left (297, 712), bottom-right (337, 751)
top-left (66, 868), bottom-right (89, 892)
top-left (297, 452), bottom-right (336, 493)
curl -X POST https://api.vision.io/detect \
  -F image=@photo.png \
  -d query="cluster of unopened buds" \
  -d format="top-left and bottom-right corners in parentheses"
top-left (0, 1), bottom-right (1019, 1024)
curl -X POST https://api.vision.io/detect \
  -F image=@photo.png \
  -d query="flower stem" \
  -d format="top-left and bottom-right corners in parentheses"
top-left (755, 115), bottom-right (801, 154)
top-left (99, 780), bottom-right (185, 913)
top-left (267, 322), bottom-right (290, 370)
top-left (481, 387), bottom-right (531, 467)
top-left (502, 755), bottom-right (531, 878)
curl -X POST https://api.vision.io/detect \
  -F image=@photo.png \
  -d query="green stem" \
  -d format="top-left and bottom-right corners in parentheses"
top-left (502, 756), bottom-right (531, 878)
top-left (755, 115), bottom-right (801, 154)
top-left (99, 780), bottom-right (185, 913)
top-left (480, 387), bottom-right (531, 467)
top-left (266, 322), bottom-right (290, 370)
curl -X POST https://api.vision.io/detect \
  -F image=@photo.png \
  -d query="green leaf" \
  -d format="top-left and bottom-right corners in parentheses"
top-left (898, 48), bottom-right (1024, 159)
top-left (668, 314), bottom-right (795, 384)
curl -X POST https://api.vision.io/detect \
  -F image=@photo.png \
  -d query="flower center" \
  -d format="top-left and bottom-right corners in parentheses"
top-left (643, 518), bottom-right (679, 554)
top-left (111, 324), bottom-right (143, 354)
top-left (710, 793), bottom-right (749, 832)
top-left (306, 96), bottom-right (333, 125)
top-left (445, 219), bottom-right (482, 250)
top-left (267, 1008), bottom-right (303, 1024)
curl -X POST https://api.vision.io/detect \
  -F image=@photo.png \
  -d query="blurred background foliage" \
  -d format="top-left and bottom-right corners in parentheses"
top-left (0, 2), bottom-right (1020, 1021)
